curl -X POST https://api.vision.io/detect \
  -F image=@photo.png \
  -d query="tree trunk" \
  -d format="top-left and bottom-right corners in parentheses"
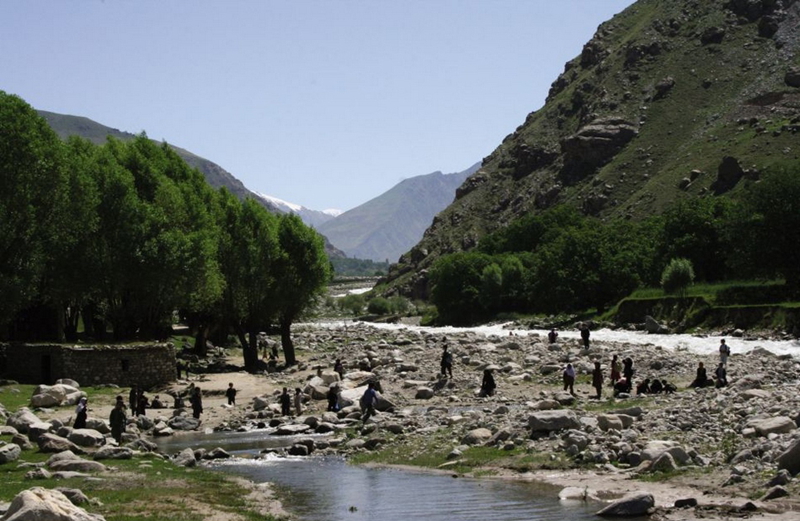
top-left (280, 317), bottom-right (296, 366)
top-left (193, 325), bottom-right (208, 357)
top-left (237, 325), bottom-right (259, 372)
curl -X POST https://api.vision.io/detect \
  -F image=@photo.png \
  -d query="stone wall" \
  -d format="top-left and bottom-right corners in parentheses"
top-left (0, 343), bottom-right (176, 389)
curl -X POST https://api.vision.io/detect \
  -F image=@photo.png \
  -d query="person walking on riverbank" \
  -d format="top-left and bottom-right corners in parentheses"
top-left (441, 345), bottom-right (453, 378)
top-left (610, 355), bottom-right (621, 383)
top-left (719, 339), bottom-right (731, 367)
top-left (73, 397), bottom-right (88, 429)
top-left (360, 382), bottom-right (378, 422)
top-left (591, 361), bottom-right (603, 399)
top-left (226, 382), bottom-right (237, 406)
top-left (110, 396), bottom-right (127, 443)
top-left (190, 386), bottom-right (203, 419)
top-left (280, 388), bottom-right (291, 416)
top-left (563, 363), bottom-right (576, 396)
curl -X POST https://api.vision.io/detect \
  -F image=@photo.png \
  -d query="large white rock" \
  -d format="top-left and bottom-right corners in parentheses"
top-left (461, 428), bottom-right (492, 446)
top-left (528, 410), bottom-right (581, 432)
top-left (1, 487), bottom-right (105, 521)
top-left (0, 443), bottom-right (22, 464)
top-left (26, 422), bottom-right (53, 443)
top-left (6, 408), bottom-right (42, 434)
top-left (55, 378), bottom-right (81, 388)
top-left (751, 416), bottom-right (796, 437)
top-left (67, 429), bottom-right (105, 448)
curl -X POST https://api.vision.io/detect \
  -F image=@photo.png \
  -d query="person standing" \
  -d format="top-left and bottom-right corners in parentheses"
top-left (225, 382), bottom-right (237, 406)
top-left (280, 388), bottom-right (291, 416)
top-left (563, 363), bottom-right (576, 396)
top-left (73, 397), bottom-right (88, 429)
top-left (719, 339), bottom-right (731, 367)
top-left (610, 355), bottom-right (621, 383)
top-left (360, 382), bottom-right (378, 422)
top-left (622, 357), bottom-right (634, 393)
top-left (591, 361), bottom-right (604, 399)
top-left (548, 328), bottom-right (559, 344)
top-left (109, 396), bottom-right (127, 443)
top-left (441, 345), bottom-right (453, 378)
top-left (190, 386), bottom-right (203, 419)
top-left (580, 324), bottom-right (591, 349)
top-left (334, 359), bottom-right (344, 380)
top-left (137, 391), bottom-right (149, 417)
top-left (327, 385), bottom-right (339, 412)
top-left (480, 369), bottom-right (496, 397)
top-left (294, 388), bottom-right (303, 416)
top-left (129, 385), bottom-right (138, 417)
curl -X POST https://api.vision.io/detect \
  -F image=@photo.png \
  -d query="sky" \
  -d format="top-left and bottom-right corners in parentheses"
top-left (2, 0), bottom-right (635, 212)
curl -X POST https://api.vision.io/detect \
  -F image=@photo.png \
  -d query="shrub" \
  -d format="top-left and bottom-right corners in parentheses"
top-left (367, 297), bottom-right (392, 315)
top-left (338, 294), bottom-right (365, 315)
top-left (661, 258), bottom-right (695, 297)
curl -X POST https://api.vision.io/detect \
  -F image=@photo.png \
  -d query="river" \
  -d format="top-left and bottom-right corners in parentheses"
top-left (154, 430), bottom-right (605, 521)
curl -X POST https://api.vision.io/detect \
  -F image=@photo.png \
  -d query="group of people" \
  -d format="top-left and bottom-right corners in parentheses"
top-left (279, 387), bottom-right (305, 417)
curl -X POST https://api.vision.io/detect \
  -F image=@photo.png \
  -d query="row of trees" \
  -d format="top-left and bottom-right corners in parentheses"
top-left (430, 163), bottom-right (800, 325)
top-left (0, 92), bottom-right (331, 369)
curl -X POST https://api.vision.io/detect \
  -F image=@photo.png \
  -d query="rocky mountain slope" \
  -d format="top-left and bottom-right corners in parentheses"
top-left (254, 193), bottom-right (342, 228)
top-left (383, 0), bottom-right (800, 298)
top-left (318, 164), bottom-right (479, 262)
top-left (36, 110), bottom-right (346, 258)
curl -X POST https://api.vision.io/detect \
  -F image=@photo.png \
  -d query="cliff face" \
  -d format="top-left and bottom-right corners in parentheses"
top-left (383, 0), bottom-right (800, 298)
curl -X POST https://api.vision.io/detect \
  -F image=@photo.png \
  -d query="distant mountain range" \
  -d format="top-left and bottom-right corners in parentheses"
top-left (37, 109), bottom-right (477, 264)
top-left (317, 164), bottom-right (479, 262)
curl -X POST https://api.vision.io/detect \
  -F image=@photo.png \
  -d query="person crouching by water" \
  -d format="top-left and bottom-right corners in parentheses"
top-left (360, 382), bottom-right (378, 422)
top-left (563, 363), bottom-right (576, 396)
top-left (73, 397), bottom-right (88, 429)
top-left (190, 386), bottom-right (203, 419)
top-left (715, 363), bottom-right (728, 388)
top-left (479, 369), bottom-right (496, 397)
top-left (109, 396), bottom-right (127, 444)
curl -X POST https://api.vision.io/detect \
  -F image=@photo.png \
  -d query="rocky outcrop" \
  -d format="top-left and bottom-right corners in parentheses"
top-left (559, 119), bottom-right (638, 183)
top-left (596, 493), bottom-right (655, 517)
top-left (1, 487), bottom-right (105, 521)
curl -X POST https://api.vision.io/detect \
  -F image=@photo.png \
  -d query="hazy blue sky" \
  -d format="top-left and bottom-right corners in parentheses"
top-left (2, 1), bottom-right (634, 212)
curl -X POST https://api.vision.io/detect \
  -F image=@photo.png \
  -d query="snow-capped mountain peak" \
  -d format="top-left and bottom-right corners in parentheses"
top-left (254, 192), bottom-right (341, 228)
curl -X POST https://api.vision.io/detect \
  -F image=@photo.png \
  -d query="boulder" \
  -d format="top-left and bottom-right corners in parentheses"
top-left (273, 424), bottom-right (311, 436)
top-left (461, 428), bottom-right (492, 446)
top-left (596, 493), bottom-right (654, 517)
top-left (167, 416), bottom-right (201, 431)
top-left (26, 422), bottom-right (53, 443)
top-left (0, 443), bottom-right (22, 464)
top-left (252, 396), bottom-right (271, 411)
top-left (203, 448), bottom-right (231, 460)
top-left (528, 410), bottom-right (580, 433)
top-left (288, 444), bottom-right (309, 456)
top-left (560, 118), bottom-right (638, 180)
top-left (48, 458), bottom-right (106, 473)
top-left (6, 408), bottom-right (42, 434)
top-left (11, 434), bottom-right (33, 450)
top-left (752, 416), bottom-right (796, 437)
top-left (37, 433), bottom-right (84, 454)
top-left (54, 487), bottom-right (89, 505)
top-left (644, 315), bottom-right (669, 334)
top-left (649, 452), bottom-right (678, 472)
top-left (597, 414), bottom-right (624, 432)
top-left (85, 419), bottom-right (110, 435)
top-left (25, 468), bottom-right (52, 480)
top-left (761, 486), bottom-right (789, 501)
top-left (67, 429), bottom-right (105, 448)
top-left (786, 67), bottom-right (800, 88)
top-left (55, 378), bottom-right (80, 388)
top-left (1, 487), bottom-right (106, 521)
top-left (777, 438), bottom-right (800, 475)
top-left (92, 446), bottom-right (133, 460)
top-left (174, 448), bottom-right (197, 467)
top-left (415, 387), bottom-right (434, 400)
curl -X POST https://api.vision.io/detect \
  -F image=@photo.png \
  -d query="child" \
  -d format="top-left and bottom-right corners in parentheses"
top-left (226, 382), bottom-right (237, 406)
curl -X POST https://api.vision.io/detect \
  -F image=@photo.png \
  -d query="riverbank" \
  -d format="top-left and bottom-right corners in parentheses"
top-left (6, 320), bottom-right (800, 520)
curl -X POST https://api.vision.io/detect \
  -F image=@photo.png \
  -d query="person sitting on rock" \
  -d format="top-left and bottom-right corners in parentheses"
top-left (715, 363), bottom-right (728, 388)
top-left (689, 362), bottom-right (710, 388)
top-left (613, 378), bottom-right (629, 397)
top-left (636, 378), bottom-right (651, 395)
top-left (480, 369), bottom-right (496, 397)
top-left (151, 395), bottom-right (164, 409)
top-left (563, 363), bottom-right (576, 396)
top-left (649, 378), bottom-right (663, 394)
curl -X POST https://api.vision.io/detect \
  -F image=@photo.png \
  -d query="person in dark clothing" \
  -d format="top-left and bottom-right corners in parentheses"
top-left (636, 378), bottom-right (651, 395)
top-left (190, 386), bottom-right (203, 419)
top-left (548, 329), bottom-right (559, 344)
top-left (480, 369), bottom-right (496, 397)
top-left (591, 361), bottom-right (603, 399)
top-left (129, 386), bottom-right (138, 417)
top-left (109, 396), bottom-right (127, 443)
top-left (225, 383), bottom-right (237, 406)
top-left (137, 391), bottom-right (149, 416)
top-left (334, 359), bottom-right (344, 380)
top-left (280, 387), bottom-right (291, 416)
top-left (360, 382), bottom-right (378, 422)
top-left (715, 363), bottom-right (728, 388)
top-left (441, 345), bottom-right (453, 378)
top-left (690, 362), bottom-right (710, 388)
top-left (73, 397), bottom-right (88, 429)
top-left (663, 380), bottom-right (677, 394)
top-left (613, 379), bottom-right (629, 396)
top-left (327, 385), bottom-right (339, 412)
top-left (580, 324), bottom-right (591, 348)
top-left (622, 358), bottom-right (634, 387)
top-left (650, 379), bottom-right (664, 394)
top-left (563, 363), bottom-right (576, 396)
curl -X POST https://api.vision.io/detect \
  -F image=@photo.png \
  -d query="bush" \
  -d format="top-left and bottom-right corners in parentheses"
top-left (367, 297), bottom-right (392, 315)
top-left (661, 258), bottom-right (695, 297)
top-left (338, 294), bottom-right (365, 315)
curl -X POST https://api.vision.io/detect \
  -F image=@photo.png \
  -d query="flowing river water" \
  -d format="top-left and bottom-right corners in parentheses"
top-left (154, 430), bottom-right (603, 521)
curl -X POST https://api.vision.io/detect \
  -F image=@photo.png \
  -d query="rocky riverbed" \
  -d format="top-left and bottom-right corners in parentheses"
top-left (6, 320), bottom-right (800, 520)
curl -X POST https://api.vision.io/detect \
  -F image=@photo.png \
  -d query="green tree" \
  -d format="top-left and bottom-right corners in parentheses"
top-left (661, 258), bottom-right (695, 297)
top-left (430, 252), bottom-right (495, 324)
top-left (0, 92), bottom-right (69, 337)
top-left (273, 214), bottom-right (331, 365)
